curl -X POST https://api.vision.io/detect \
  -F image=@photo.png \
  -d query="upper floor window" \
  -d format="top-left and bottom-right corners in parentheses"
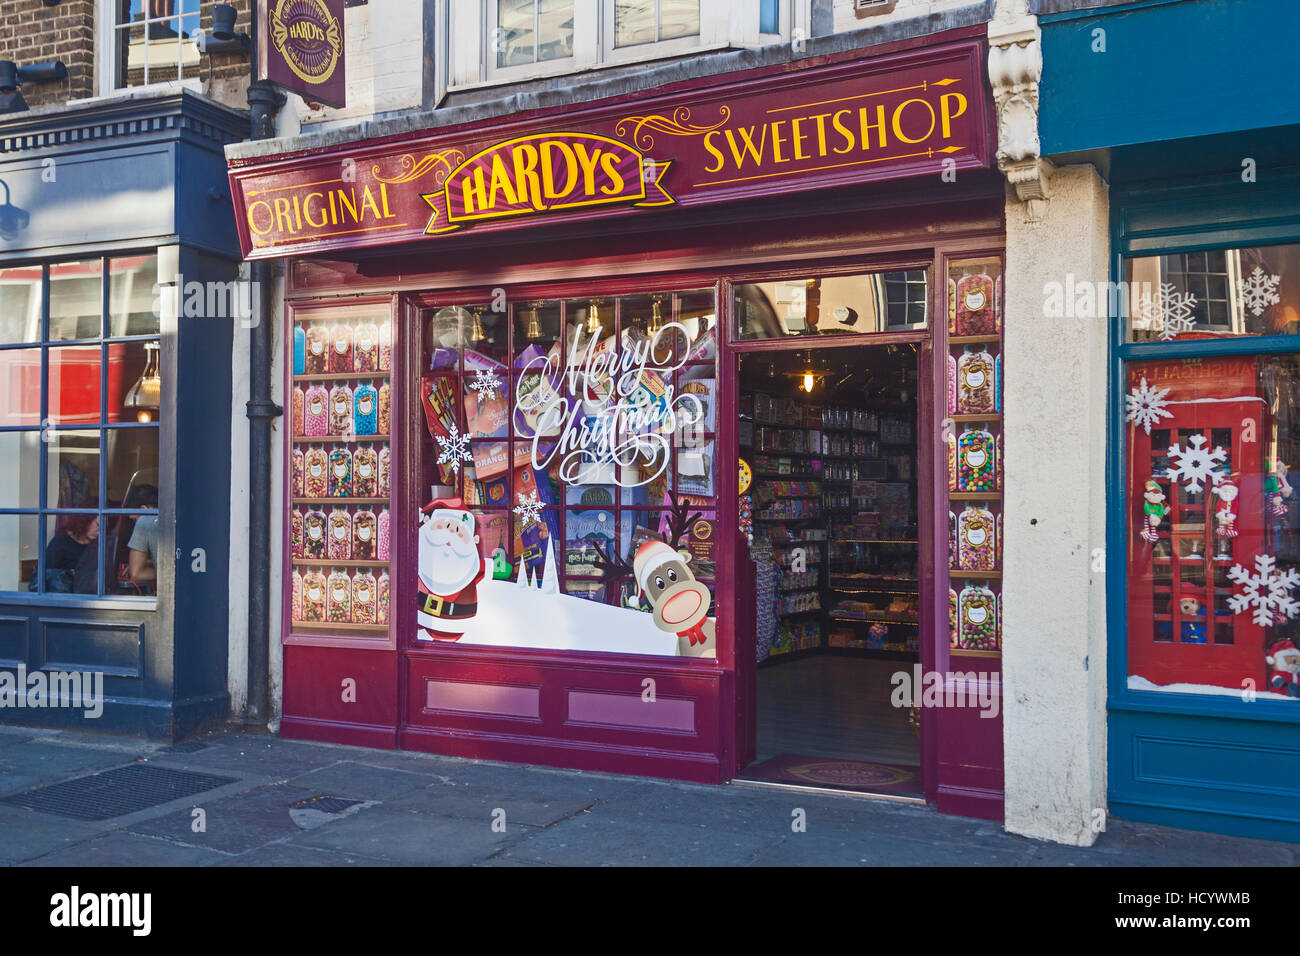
top-left (495, 0), bottom-right (575, 68)
top-left (109, 0), bottom-right (201, 90)
top-left (613, 0), bottom-right (700, 48)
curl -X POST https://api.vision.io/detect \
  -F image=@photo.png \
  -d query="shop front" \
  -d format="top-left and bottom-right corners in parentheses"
top-left (228, 25), bottom-right (1008, 817)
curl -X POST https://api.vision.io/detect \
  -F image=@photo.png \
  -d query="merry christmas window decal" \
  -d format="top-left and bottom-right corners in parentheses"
top-left (417, 290), bottom-right (720, 659)
top-left (1125, 354), bottom-right (1300, 700)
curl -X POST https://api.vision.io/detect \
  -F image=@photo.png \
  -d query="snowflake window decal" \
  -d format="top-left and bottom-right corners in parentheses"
top-left (513, 491), bottom-right (543, 526)
top-left (436, 423), bottom-right (472, 473)
top-left (1237, 266), bottom-right (1281, 319)
top-left (1125, 376), bottom-right (1173, 435)
top-left (468, 369), bottom-right (503, 401)
top-left (1228, 554), bottom-right (1300, 628)
top-left (1132, 282), bottom-right (1199, 341)
top-left (1165, 434), bottom-right (1227, 494)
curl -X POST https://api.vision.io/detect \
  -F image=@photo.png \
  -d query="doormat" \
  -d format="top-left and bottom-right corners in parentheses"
top-left (739, 755), bottom-right (921, 796)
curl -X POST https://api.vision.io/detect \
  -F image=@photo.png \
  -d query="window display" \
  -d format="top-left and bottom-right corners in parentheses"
top-left (288, 307), bottom-right (393, 637)
top-left (414, 289), bottom-right (718, 658)
top-left (946, 256), bottom-right (1003, 654)
top-left (734, 268), bottom-right (929, 339)
top-left (1125, 354), bottom-right (1300, 699)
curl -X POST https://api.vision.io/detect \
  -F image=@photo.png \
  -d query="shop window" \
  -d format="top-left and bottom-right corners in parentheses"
top-left (1125, 354), bottom-right (1300, 701)
top-left (416, 288), bottom-right (719, 659)
top-left (734, 267), bottom-right (931, 340)
top-left (495, 0), bottom-right (576, 69)
top-left (106, 0), bottom-right (202, 91)
top-left (614, 0), bottom-right (700, 48)
top-left (1125, 242), bottom-right (1300, 342)
top-left (0, 256), bottom-right (162, 599)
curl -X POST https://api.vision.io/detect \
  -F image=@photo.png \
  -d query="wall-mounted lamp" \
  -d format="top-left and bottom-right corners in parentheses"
top-left (124, 342), bottom-right (162, 423)
top-left (0, 60), bottom-right (68, 114)
top-left (194, 3), bottom-right (251, 57)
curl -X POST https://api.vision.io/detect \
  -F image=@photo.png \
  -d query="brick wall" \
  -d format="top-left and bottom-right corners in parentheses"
top-left (0, 0), bottom-right (252, 112)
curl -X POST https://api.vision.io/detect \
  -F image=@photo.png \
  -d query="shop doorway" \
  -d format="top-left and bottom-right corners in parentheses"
top-left (733, 341), bottom-right (927, 799)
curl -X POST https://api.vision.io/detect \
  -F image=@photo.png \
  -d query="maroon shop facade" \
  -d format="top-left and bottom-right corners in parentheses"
top-left (228, 24), bottom-right (1009, 820)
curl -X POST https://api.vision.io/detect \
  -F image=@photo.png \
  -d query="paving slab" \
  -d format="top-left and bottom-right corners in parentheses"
top-left (0, 805), bottom-right (113, 864)
top-left (382, 782), bottom-right (598, 829)
top-left (497, 816), bottom-right (776, 866)
top-left (212, 842), bottom-right (395, 867)
top-left (21, 831), bottom-right (229, 867)
top-left (286, 807), bottom-right (525, 865)
top-left (125, 782), bottom-right (325, 855)
top-left (285, 761), bottom-right (448, 802)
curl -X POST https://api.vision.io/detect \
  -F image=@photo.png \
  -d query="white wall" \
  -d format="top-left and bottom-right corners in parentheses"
top-left (1001, 163), bottom-right (1110, 845)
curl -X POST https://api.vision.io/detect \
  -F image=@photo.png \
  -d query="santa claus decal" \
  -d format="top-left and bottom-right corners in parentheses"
top-left (633, 540), bottom-right (717, 658)
top-left (417, 498), bottom-right (511, 641)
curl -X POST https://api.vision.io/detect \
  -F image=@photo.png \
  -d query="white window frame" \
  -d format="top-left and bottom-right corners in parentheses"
top-left (95, 0), bottom-right (205, 98)
top-left (445, 0), bottom-right (805, 94)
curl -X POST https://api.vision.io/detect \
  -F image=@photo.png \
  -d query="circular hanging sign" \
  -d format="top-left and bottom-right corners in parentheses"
top-left (270, 0), bottom-right (344, 87)
top-left (738, 458), bottom-right (753, 495)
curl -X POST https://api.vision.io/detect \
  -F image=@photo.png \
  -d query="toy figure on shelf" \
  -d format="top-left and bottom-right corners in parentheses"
top-left (1266, 459), bottom-right (1293, 518)
top-left (1140, 480), bottom-right (1169, 543)
top-left (1265, 638), bottom-right (1300, 697)
top-left (1177, 588), bottom-right (1207, 643)
top-left (1211, 477), bottom-right (1239, 558)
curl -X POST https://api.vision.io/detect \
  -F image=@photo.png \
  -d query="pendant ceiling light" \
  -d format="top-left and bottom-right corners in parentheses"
top-left (468, 309), bottom-right (486, 344)
top-left (586, 299), bottom-right (602, 335)
top-left (124, 341), bottom-right (161, 423)
top-left (646, 296), bottom-right (664, 335)
top-left (523, 306), bottom-right (542, 340)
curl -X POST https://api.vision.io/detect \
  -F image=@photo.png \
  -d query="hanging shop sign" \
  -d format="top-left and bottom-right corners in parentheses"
top-left (258, 0), bottom-right (347, 109)
top-left (228, 39), bottom-right (990, 259)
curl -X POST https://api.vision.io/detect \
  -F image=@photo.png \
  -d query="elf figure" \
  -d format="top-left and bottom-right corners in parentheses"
top-left (1177, 588), bottom-right (1207, 644)
top-left (416, 498), bottom-right (512, 642)
top-left (1140, 480), bottom-right (1169, 543)
top-left (1212, 477), bottom-right (1239, 558)
top-left (633, 540), bottom-right (717, 659)
top-left (1266, 459), bottom-right (1293, 518)
top-left (1265, 638), bottom-right (1300, 697)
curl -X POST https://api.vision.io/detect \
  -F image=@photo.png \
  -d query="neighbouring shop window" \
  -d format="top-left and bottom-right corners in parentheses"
top-left (734, 268), bottom-right (930, 340)
top-left (1125, 354), bottom-right (1300, 700)
top-left (1125, 242), bottom-right (1300, 342)
top-left (109, 0), bottom-right (202, 90)
top-left (416, 288), bottom-right (719, 659)
top-left (0, 255), bottom-right (162, 598)
top-left (494, 0), bottom-right (575, 68)
top-left (614, 0), bottom-right (700, 47)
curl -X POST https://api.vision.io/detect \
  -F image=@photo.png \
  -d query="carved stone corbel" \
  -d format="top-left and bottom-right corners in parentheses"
top-left (989, 9), bottom-right (1050, 221)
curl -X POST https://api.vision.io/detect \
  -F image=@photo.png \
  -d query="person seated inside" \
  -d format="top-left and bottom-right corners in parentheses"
top-left (38, 505), bottom-right (99, 594)
top-left (126, 485), bottom-right (159, 589)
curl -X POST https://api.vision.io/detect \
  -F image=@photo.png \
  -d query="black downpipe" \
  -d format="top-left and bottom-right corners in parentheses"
top-left (245, 2), bottom-right (286, 725)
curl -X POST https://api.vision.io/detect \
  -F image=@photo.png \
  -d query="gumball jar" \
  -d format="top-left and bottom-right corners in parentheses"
top-left (958, 584), bottom-right (999, 650)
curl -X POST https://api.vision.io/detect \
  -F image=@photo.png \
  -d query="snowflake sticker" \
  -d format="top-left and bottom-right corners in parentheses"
top-left (1125, 376), bottom-right (1174, 435)
top-left (1133, 282), bottom-right (1199, 341)
top-left (1238, 266), bottom-right (1281, 318)
top-left (513, 491), bottom-right (543, 526)
top-left (1228, 553), bottom-right (1300, 627)
top-left (436, 423), bottom-right (472, 473)
top-left (468, 369), bottom-right (503, 401)
top-left (1165, 434), bottom-right (1227, 493)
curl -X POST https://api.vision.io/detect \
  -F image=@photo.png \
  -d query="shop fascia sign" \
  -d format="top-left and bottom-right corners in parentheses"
top-left (228, 39), bottom-right (990, 260)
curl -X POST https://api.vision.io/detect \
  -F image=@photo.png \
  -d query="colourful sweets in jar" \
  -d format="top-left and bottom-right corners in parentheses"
top-left (293, 325), bottom-right (305, 375)
top-left (955, 273), bottom-right (996, 334)
top-left (291, 508), bottom-right (304, 558)
top-left (957, 348), bottom-right (995, 414)
top-left (353, 446), bottom-right (378, 497)
top-left (958, 505), bottom-right (997, 571)
top-left (354, 322), bottom-right (379, 372)
top-left (304, 324), bottom-right (328, 374)
top-left (353, 383), bottom-right (378, 436)
top-left (302, 570), bottom-right (327, 622)
top-left (377, 570), bottom-right (389, 624)
top-left (326, 569), bottom-right (352, 623)
top-left (352, 571), bottom-right (378, 624)
top-left (947, 353), bottom-right (957, 416)
top-left (947, 276), bottom-right (957, 334)
top-left (377, 446), bottom-right (391, 497)
top-left (947, 433), bottom-right (957, 491)
top-left (353, 508), bottom-right (377, 559)
top-left (304, 385), bottom-right (329, 436)
top-left (329, 322), bottom-right (354, 373)
top-left (328, 446), bottom-right (353, 497)
top-left (949, 587), bottom-right (958, 647)
top-left (378, 322), bottom-right (392, 371)
top-left (377, 507), bottom-right (390, 561)
top-left (958, 584), bottom-right (998, 650)
top-left (292, 384), bottom-right (305, 436)
top-left (948, 510), bottom-right (957, 570)
top-left (292, 448), bottom-right (304, 497)
top-left (956, 427), bottom-right (996, 492)
top-left (303, 509), bottom-right (326, 558)
top-left (329, 384), bottom-right (353, 436)
top-left (377, 382), bottom-right (391, 435)
top-left (291, 569), bottom-right (303, 622)
top-left (327, 507), bottom-right (351, 560)
top-left (303, 446), bottom-right (329, 498)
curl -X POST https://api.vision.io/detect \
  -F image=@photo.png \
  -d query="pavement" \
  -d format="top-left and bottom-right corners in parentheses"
top-left (0, 722), bottom-right (1294, 867)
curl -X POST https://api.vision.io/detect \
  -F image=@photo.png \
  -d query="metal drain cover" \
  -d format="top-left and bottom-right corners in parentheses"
top-left (0, 764), bottom-right (237, 820)
top-left (289, 794), bottom-right (362, 814)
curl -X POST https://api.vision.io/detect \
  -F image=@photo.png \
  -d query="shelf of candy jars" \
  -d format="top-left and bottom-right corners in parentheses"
top-left (290, 311), bottom-right (393, 638)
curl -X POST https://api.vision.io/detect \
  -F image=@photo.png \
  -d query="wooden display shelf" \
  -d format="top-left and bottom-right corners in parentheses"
top-left (950, 647), bottom-right (1002, 658)
top-left (293, 558), bottom-right (389, 567)
top-left (831, 585), bottom-right (917, 594)
top-left (293, 434), bottom-right (390, 444)
top-left (949, 334), bottom-right (1001, 344)
top-left (294, 371), bottom-right (390, 382)
top-left (949, 569), bottom-right (1002, 579)
top-left (837, 538), bottom-right (918, 544)
top-left (290, 621), bottom-right (388, 635)
top-left (825, 647), bottom-right (920, 660)
top-left (949, 491), bottom-right (1001, 500)
top-left (828, 614), bottom-right (920, 626)
top-left (950, 413), bottom-right (1000, 422)
top-left (293, 497), bottom-right (390, 505)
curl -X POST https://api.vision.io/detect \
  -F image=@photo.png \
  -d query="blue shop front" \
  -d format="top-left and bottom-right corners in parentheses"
top-left (0, 90), bottom-right (247, 739)
top-left (1038, 0), bottom-right (1300, 842)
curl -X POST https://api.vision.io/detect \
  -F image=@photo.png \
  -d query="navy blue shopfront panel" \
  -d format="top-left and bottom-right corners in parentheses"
top-left (1108, 171), bottom-right (1300, 843)
top-left (1039, 0), bottom-right (1300, 156)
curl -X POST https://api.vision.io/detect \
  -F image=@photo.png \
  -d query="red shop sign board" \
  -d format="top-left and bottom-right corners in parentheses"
top-left (258, 0), bottom-right (347, 109)
top-left (228, 39), bottom-right (991, 260)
